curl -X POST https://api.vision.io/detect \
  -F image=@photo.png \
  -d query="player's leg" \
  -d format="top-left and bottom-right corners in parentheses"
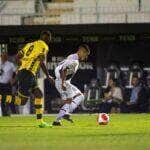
top-left (54, 99), bottom-right (72, 125)
top-left (58, 84), bottom-right (85, 122)
top-left (53, 81), bottom-right (83, 125)
top-left (68, 84), bottom-right (85, 113)
top-left (56, 85), bottom-right (84, 123)
top-left (12, 84), bottom-right (29, 106)
top-left (33, 88), bottom-right (43, 122)
top-left (11, 89), bottom-right (29, 114)
top-left (0, 84), bottom-right (12, 116)
top-left (59, 92), bottom-right (84, 124)
top-left (33, 87), bottom-right (52, 128)
top-left (53, 79), bottom-right (71, 125)
top-left (69, 93), bottom-right (84, 113)
top-left (1, 95), bottom-right (12, 116)
top-left (12, 70), bottom-right (29, 106)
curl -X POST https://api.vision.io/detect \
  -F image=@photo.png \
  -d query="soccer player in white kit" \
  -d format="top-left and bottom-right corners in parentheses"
top-left (53, 44), bottom-right (90, 126)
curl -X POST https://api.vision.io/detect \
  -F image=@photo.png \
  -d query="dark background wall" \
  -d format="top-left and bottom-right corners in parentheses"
top-left (0, 24), bottom-right (149, 112)
top-left (0, 24), bottom-right (150, 83)
top-left (0, 24), bottom-right (149, 66)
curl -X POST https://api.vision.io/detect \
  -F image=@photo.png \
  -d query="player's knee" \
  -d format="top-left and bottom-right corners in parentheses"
top-left (74, 93), bottom-right (84, 102)
top-left (33, 88), bottom-right (43, 99)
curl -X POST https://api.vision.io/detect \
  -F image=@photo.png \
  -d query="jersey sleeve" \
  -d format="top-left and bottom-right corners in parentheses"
top-left (38, 41), bottom-right (49, 56)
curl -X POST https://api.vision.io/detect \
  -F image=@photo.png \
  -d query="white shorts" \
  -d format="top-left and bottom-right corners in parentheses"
top-left (55, 79), bottom-right (82, 100)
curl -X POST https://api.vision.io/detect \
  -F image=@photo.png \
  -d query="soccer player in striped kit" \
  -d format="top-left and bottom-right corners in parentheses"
top-left (15, 31), bottom-right (54, 128)
top-left (53, 44), bottom-right (90, 126)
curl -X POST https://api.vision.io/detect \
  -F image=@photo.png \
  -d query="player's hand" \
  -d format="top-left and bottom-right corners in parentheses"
top-left (48, 76), bottom-right (55, 86)
top-left (62, 84), bottom-right (66, 91)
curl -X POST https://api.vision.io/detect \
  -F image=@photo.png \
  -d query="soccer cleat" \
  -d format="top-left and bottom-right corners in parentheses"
top-left (52, 121), bottom-right (62, 126)
top-left (63, 114), bottom-right (74, 123)
top-left (38, 121), bottom-right (53, 128)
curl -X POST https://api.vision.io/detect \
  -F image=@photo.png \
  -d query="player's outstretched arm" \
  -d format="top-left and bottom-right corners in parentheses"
top-left (40, 61), bottom-right (55, 85)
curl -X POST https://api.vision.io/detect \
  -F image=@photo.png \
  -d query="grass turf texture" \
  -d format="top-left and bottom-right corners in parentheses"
top-left (0, 114), bottom-right (150, 150)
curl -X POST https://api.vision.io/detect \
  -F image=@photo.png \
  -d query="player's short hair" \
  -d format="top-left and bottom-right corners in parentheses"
top-left (79, 44), bottom-right (90, 55)
top-left (40, 30), bottom-right (51, 38)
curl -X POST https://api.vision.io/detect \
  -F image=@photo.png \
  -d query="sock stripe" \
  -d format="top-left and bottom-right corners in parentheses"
top-left (35, 105), bottom-right (42, 109)
top-left (37, 114), bottom-right (42, 120)
top-left (35, 98), bottom-right (42, 105)
top-left (6, 95), bottom-right (12, 103)
top-left (34, 98), bottom-right (43, 121)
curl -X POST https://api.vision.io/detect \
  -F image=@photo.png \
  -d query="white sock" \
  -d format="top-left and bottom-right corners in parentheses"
top-left (56, 103), bottom-right (70, 122)
top-left (69, 94), bottom-right (84, 113)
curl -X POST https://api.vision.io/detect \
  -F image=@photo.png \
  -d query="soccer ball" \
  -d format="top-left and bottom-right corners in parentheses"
top-left (97, 113), bottom-right (110, 125)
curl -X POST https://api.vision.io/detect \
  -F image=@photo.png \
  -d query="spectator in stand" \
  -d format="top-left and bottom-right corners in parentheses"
top-left (125, 76), bottom-right (149, 113)
top-left (0, 52), bottom-right (16, 116)
top-left (99, 78), bottom-right (123, 113)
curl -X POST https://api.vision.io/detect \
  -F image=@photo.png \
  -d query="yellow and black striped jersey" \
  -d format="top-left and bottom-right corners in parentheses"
top-left (18, 40), bottom-right (49, 76)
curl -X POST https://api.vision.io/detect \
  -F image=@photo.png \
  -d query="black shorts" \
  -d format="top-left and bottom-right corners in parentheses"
top-left (0, 83), bottom-right (12, 95)
top-left (17, 69), bottom-right (37, 98)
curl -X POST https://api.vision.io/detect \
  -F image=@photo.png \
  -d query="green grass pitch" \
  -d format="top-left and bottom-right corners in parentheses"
top-left (0, 114), bottom-right (150, 150)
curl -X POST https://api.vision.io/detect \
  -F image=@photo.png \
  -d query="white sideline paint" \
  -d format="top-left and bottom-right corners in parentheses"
top-left (11, 113), bottom-right (94, 117)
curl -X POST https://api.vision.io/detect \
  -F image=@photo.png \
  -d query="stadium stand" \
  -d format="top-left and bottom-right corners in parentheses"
top-left (24, 15), bottom-right (60, 25)
top-left (141, 0), bottom-right (150, 12)
top-left (127, 12), bottom-right (150, 23)
top-left (0, 0), bottom-right (35, 14)
top-left (60, 13), bottom-right (80, 24)
top-left (0, 0), bottom-right (35, 25)
top-left (98, 14), bottom-right (126, 23)
top-left (74, 0), bottom-right (97, 14)
top-left (0, 14), bottom-right (21, 25)
top-left (45, 2), bottom-right (73, 15)
top-left (25, 0), bottom-right (150, 24)
top-left (0, 0), bottom-right (150, 25)
top-left (96, 0), bottom-right (139, 13)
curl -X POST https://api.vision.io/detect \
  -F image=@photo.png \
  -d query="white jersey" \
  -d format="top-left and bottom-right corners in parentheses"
top-left (55, 54), bottom-right (81, 100)
top-left (0, 61), bottom-right (16, 84)
top-left (55, 54), bottom-right (79, 81)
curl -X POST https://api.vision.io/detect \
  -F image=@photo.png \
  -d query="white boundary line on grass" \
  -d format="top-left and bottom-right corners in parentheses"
top-left (11, 114), bottom-right (96, 117)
